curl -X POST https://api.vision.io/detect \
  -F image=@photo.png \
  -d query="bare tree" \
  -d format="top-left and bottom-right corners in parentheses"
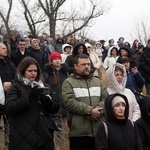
top-left (131, 15), bottom-right (150, 45)
top-left (37, 0), bottom-right (110, 40)
top-left (0, 0), bottom-right (13, 41)
top-left (19, 0), bottom-right (47, 37)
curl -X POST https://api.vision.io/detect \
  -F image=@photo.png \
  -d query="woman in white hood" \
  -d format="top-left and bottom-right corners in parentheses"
top-left (103, 46), bottom-right (119, 69)
top-left (61, 43), bottom-right (72, 63)
top-left (106, 63), bottom-right (141, 121)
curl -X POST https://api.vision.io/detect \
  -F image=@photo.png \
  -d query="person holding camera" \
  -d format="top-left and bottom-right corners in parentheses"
top-left (117, 56), bottom-right (145, 103)
top-left (5, 57), bottom-right (59, 150)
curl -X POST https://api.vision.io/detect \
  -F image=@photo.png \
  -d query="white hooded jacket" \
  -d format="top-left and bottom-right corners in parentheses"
top-left (103, 46), bottom-right (119, 69)
top-left (106, 63), bottom-right (141, 121)
top-left (61, 44), bottom-right (73, 63)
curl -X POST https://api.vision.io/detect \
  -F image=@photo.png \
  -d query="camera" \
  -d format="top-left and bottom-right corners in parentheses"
top-left (36, 87), bottom-right (49, 95)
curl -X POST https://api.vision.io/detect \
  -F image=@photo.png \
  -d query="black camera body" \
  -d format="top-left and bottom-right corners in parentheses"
top-left (36, 87), bottom-right (49, 95)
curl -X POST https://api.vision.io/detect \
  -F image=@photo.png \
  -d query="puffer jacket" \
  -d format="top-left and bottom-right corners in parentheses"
top-left (62, 73), bottom-right (108, 137)
top-left (106, 63), bottom-right (141, 121)
top-left (5, 80), bottom-right (59, 150)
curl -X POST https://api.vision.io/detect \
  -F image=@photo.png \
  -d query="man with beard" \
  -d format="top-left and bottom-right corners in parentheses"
top-left (62, 54), bottom-right (108, 150)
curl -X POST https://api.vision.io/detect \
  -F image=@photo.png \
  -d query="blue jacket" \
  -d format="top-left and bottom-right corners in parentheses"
top-left (126, 70), bottom-right (145, 93)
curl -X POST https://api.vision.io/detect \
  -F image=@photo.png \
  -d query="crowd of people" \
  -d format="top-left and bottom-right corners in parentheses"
top-left (0, 34), bottom-right (150, 150)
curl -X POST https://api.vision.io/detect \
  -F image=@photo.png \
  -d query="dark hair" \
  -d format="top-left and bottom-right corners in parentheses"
top-left (73, 54), bottom-right (89, 65)
top-left (17, 38), bottom-right (25, 44)
top-left (117, 56), bottom-right (130, 64)
top-left (114, 66), bottom-right (124, 74)
top-left (17, 57), bottom-right (42, 82)
top-left (108, 39), bottom-right (114, 44)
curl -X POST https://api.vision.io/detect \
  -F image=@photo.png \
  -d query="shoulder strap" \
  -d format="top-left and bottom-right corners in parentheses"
top-left (130, 120), bottom-right (134, 127)
top-left (103, 122), bottom-right (108, 139)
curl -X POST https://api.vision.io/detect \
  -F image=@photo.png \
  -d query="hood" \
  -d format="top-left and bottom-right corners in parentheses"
top-left (95, 41), bottom-right (102, 48)
top-left (107, 46), bottom-right (119, 57)
top-left (56, 37), bottom-right (64, 43)
top-left (139, 96), bottom-right (150, 121)
top-left (119, 45), bottom-right (131, 57)
top-left (62, 43), bottom-right (73, 54)
top-left (106, 63), bottom-right (127, 93)
top-left (105, 93), bottom-right (129, 122)
top-left (72, 42), bottom-right (88, 57)
top-left (85, 43), bottom-right (92, 48)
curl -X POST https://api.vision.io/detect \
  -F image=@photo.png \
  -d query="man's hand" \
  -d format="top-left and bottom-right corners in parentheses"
top-left (87, 107), bottom-right (103, 121)
top-left (3, 82), bottom-right (12, 92)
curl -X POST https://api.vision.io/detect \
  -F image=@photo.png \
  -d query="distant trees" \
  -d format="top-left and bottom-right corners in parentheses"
top-left (0, 0), bottom-right (12, 41)
top-left (131, 15), bottom-right (150, 45)
top-left (0, 0), bottom-right (110, 40)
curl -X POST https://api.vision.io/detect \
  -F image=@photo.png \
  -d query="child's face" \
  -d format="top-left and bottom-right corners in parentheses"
top-left (65, 47), bottom-right (71, 54)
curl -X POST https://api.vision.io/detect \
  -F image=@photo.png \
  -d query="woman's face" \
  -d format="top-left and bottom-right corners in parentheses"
top-left (122, 61), bottom-right (130, 70)
top-left (78, 46), bottom-right (84, 54)
top-left (113, 102), bottom-right (126, 118)
top-left (24, 64), bottom-right (38, 81)
top-left (51, 57), bottom-right (61, 68)
top-left (114, 70), bottom-right (123, 84)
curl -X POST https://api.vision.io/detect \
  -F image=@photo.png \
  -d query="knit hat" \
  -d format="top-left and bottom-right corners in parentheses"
top-left (50, 52), bottom-right (62, 62)
top-left (112, 96), bottom-right (126, 107)
top-left (31, 38), bottom-right (38, 46)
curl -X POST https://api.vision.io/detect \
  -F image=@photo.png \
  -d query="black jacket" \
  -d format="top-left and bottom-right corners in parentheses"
top-left (95, 93), bottom-right (143, 150)
top-left (5, 80), bottom-right (59, 150)
top-left (43, 63), bottom-right (69, 117)
top-left (136, 96), bottom-right (150, 150)
top-left (139, 47), bottom-right (150, 83)
top-left (0, 58), bottom-right (16, 115)
top-left (28, 46), bottom-right (48, 70)
top-left (10, 48), bottom-right (29, 67)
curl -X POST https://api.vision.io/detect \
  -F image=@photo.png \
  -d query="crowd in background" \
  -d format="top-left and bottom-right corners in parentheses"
top-left (0, 33), bottom-right (150, 150)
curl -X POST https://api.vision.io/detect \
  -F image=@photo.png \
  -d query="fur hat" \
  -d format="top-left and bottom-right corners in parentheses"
top-left (112, 96), bottom-right (126, 107)
top-left (50, 52), bottom-right (62, 62)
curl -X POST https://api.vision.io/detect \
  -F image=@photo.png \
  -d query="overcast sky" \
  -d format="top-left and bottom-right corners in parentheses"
top-left (1, 0), bottom-right (150, 44)
top-left (88, 0), bottom-right (150, 44)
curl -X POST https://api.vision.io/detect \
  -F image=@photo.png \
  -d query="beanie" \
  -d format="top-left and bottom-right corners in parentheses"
top-left (50, 52), bottom-right (62, 62)
top-left (112, 96), bottom-right (126, 107)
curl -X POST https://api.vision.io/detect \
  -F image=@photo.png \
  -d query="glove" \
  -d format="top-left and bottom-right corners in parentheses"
top-left (29, 86), bottom-right (40, 101)
top-left (40, 95), bottom-right (53, 106)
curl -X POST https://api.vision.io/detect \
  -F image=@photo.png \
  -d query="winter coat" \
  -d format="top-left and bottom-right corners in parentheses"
top-left (61, 43), bottom-right (73, 63)
top-left (10, 48), bottom-right (29, 67)
top-left (62, 73), bottom-right (108, 137)
top-left (106, 63), bottom-right (141, 121)
top-left (136, 96), bottom-right (150, 150)
top-left (88, 51), bottom-right (102, 76)
top-left (139, 47), bottom-right (150, 83)
top-left (0, 58), bottom-right (16, 115)
top-left (54, 37), bottom-right (64, 54)
top-left (103, 46), bottom-right (119, 69)
top-left (95, 93), bottom-right (143, 150)
top-left (43, 63), bottom-right (69, 118)
top-left (28, 46), bottom-right (47, 70)
top-left (5, 79), bottom-right (59, 150)
top-left (126, 70), bottom-right (145, 93)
